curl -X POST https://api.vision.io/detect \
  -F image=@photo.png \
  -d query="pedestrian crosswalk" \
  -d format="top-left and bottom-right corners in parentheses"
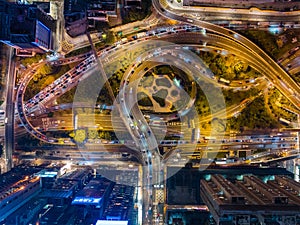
top-left (160, 0), bottom-right (169, 8)
top-left (155, 189), bottom-right (164, 203)
top-left (61, 39), bottom-right (74, 54)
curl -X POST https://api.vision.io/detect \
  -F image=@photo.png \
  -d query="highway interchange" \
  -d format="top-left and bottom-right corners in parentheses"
top-left (5, 0), bottom-right (300, 224)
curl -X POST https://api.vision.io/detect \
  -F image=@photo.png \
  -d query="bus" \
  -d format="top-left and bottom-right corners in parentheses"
top-left (189, 119), bottom-right (195, 129)
top-left (204, 136), bottom-right (216, 141)
top-left (219, 77), bottom-right (230, 84)
top-left (191, 128), bottom-right (200, 143)
top-left (279, 117), bottom-right (290, 125)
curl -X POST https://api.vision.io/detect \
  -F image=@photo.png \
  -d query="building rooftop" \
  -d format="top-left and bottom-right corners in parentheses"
top-left (200, 175), bottom-right (300, 223)
top-left (0, 165), bottom-right (42, 195)
top-left (5, 198), bottom-right (47, 225)
top-left (183, 0), bottom-right (300, 11)
top-left (72, 176), bottom-right (113, 206)
top-left (166, 166), bottom-right (293, 205)
top-left (87, 0), bottom-right (116, 12)
top-left (39, 179), bottom-right (77, 199)
top-left (39, 206), bottom-right (64, 224)
top-left (0, 0), bottom-right (55, 51)
top-left (103, 184), bottom-right (135, 221)
top-left (0, 176), bottom-right (40, 201)
top-left (60, 168), bottom-right (92, 181)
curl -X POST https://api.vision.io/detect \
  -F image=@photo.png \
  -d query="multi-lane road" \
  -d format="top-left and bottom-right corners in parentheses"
top-left (4, 47), bottom-right (15, 172)
top-left (167, 4), bottom-right (300, 22)
top-left (154, 0), bottom-right (300, 110)
top-left (17, 23), bottom-right (300, 146)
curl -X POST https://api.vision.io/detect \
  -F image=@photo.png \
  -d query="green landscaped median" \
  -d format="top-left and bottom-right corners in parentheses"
top-left (70, 129), bottom-right (86, 144)
top-left (152, 89), bottom-right (168, 107)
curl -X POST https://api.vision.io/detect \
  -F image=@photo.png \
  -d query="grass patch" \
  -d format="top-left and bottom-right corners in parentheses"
top-left (152, 89), bottom-right (168, 107)
top-left (171, 90), bottom-right (178, 97)
top-left (142, 73), bottom-right (154, 88)
top-left (239, 30), bottom-right (279, 57)
top-left (137, 92), bottom-right (153, 107)
top-left (155, 77), bottom-right (171, 88)
top-left (57, 86), bottom-right (76, 104)
top-left (24, 65), bottom-right (71, 101)
top-left (228, 96), bottom-right (280, 130)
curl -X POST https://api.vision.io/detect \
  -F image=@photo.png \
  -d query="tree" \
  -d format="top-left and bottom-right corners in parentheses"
top-left (69, 131), bottom-right (75, 138)
top-left (37, 64), bottom-right (54, 75)
top-left (88, 129), bottom-right (98, 139)
top-left (0, 143), bottom-right (3, 156)
top-left (137, 92), bottom-right (153, 107)
top-left (35, 150), bottom-right (45, 157)
top-left (233, 61), bottom-right (244, 74)
top-left (98, 131), bottom-right (105, 139)
top-left (41, 75), bottom-right (55, 89)
top-left (103, 30), bottom-right (115, 45)
top-left (73, 129), bottom-right (87, 143)
top-left (47, 112), bottom-right (54, 118)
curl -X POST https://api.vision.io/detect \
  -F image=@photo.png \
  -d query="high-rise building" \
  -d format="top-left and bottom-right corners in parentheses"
top-left (0, 0), bottom-right (61, 55)
top-left (0, 165), bottom-right (43, 223)
top-left (72, 176), bottom-right (114, 219)
top-left (87, 0), bottom-right (117, 22)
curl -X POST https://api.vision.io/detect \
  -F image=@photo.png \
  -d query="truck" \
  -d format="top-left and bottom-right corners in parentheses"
top-left (257, 22), bottom-right (270, 27)
top-left (204, 136), bottom-right (216, 140)
top-left (121, 37), bottom-right (128, 43)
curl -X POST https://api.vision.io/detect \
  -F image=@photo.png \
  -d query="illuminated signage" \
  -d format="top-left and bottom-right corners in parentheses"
top-left (34, 20), bottom-right (51, 50)
top-left (72, 197), bottom-right (102, 205)
top-left (39, 171), bottom-right (57, 178)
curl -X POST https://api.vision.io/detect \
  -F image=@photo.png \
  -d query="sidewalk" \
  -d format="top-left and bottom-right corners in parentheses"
top-left (0, 45), bottom-right (10, 125)
top-left (0, 44), bottom-right (8, 110)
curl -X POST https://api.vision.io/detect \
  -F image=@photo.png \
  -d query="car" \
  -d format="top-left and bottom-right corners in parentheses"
top-left (130, 123), bottom-right (135, 129)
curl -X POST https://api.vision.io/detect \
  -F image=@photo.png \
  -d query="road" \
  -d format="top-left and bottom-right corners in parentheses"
top-left (165, 2), bottom-right (300, 22)
top-left (62, 2), bottom-right (300, 54)
top-left (154, 0), bottom-right (300, 112)
top-left (12, 4), bottom-right (300, 223)
top-left (4, 47), bottom-right (16, 172)
top-left (17, 24), bottom-right (276, 146)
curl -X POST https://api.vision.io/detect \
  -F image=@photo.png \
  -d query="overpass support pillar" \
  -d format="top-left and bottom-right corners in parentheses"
top-left (294, 159), bottom-right (299, 182)
top-left (297, 131), bottom-right (300, 154)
